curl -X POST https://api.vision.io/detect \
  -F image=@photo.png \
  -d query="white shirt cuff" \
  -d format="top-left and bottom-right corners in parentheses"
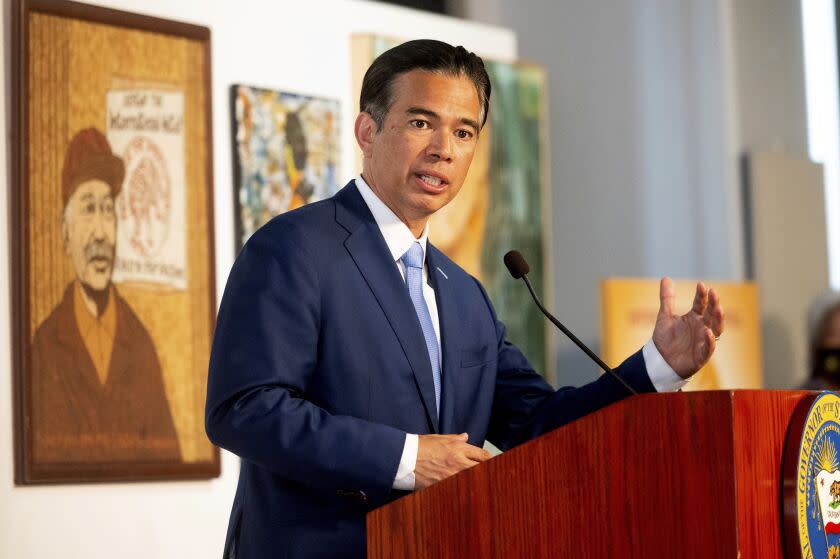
top-left (392, 433), bottom-right (418, 490)
top-left (642, 338), bottom-right (688, 392)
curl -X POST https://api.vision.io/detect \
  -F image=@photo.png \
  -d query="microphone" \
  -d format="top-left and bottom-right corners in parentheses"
top-left (503, 250), bottom-right (638, 396)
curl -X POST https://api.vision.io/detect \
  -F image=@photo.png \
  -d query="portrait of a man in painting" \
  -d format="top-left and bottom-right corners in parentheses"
top-left (30, 127), bottom-right (180, 464)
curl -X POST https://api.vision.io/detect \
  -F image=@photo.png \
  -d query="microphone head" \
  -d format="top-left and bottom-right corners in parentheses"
top-left (503, 250), bottom-right (530, 279)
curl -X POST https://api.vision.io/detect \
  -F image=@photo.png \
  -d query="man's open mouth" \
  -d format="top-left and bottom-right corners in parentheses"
top-left (416, 173), bottom-right (449, 192)
top-left (419, 174), bottom-right (444, 186)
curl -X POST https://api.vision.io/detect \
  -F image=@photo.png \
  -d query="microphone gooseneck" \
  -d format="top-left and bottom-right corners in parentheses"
top-left (503, 250), bottom-right (638, 396)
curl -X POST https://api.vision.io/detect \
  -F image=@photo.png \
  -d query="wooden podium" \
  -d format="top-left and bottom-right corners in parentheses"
top-left (367, 390), bottom-right (809, 558)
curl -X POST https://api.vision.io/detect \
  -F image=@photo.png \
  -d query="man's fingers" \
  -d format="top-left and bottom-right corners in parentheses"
top-left (426, 433), bottom-right (467, 442)
top-left (705, 288), bottom-right (725, 337)
top-left (697, 327), bottom-right (716, 364)
top-left (415, 434), bottom-right (494, 489)
top-left (462, 444), bottom-right (493, 463)
top-left (691, 281), bottom-right (708, 315)
top-left (659, 276), bottom-right (675, 317)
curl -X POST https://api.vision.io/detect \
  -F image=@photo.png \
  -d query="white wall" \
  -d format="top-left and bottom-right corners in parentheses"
top-left (726, 0), bottom-right (822, 388)
top-left (0, 1), bottom-right (515, 557)
top-left (459, 0), bottom-right (744, 385)
top-left (728, 0), bottom-right (808, 155)
top-left (459, 0), bottom-right (812, 388)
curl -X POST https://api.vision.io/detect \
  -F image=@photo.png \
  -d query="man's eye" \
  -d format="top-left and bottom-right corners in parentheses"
top-left (455, 129), bottom-right (473, 140)
top-left (410, 120), bottom-right (429, 129)
top-left (83, 203), bottom-right (96, 215)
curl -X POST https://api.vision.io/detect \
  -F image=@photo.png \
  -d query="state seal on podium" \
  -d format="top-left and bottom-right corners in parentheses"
top-left (786, 392), bottom-right (840, 559)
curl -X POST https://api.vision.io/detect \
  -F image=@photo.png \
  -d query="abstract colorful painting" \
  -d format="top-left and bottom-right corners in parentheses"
top-left (231, 85), bottom-right (341, 249)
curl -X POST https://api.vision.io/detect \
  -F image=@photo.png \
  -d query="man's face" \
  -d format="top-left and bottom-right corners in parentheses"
top-left (62, 179), bottom-right (116, 292)
top-left (356, 70), bottom-right (481, 231)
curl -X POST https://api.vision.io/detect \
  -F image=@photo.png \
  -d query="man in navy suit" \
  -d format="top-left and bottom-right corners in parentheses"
top-left (206, 39), bottom-right (724, 559)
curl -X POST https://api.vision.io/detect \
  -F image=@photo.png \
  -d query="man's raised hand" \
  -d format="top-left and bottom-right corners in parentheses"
top-left (652, 277), bottom-right (725, 379)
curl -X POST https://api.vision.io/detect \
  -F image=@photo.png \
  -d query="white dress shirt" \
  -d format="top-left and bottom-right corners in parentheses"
top-left (353, 176), bottom-right (686, 491)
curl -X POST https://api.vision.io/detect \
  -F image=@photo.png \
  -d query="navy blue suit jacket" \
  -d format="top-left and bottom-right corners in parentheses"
top-left (205, 181), bottom-right (654, 559)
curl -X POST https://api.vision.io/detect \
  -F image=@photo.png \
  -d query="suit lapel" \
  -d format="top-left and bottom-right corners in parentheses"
top-left (335, 183), bottom-right (440, 433)
top-left (426, 245), bottom-right (458, 434)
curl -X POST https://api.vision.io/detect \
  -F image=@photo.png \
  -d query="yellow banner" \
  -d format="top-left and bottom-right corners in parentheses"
top-left (601, 278), bottom-right (762, 390)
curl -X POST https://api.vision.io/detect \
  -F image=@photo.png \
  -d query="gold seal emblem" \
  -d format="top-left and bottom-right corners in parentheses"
top-left (790, 392), bottom-right (840, 558)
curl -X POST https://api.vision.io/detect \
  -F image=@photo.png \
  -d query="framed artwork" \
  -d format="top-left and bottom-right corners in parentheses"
top-left (12, 0), bottom-right (219, 483)
top-left (351, 36), bottom-right (552, 380)
top-left (231, 85), bottom-right (341, 250)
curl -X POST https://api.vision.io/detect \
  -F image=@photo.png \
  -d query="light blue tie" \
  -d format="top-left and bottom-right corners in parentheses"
top-left (401, 242), bottom-right (441, 415)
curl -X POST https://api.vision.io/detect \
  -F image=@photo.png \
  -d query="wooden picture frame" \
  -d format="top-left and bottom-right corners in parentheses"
top-left (12, 0), bottom-right (219, 483)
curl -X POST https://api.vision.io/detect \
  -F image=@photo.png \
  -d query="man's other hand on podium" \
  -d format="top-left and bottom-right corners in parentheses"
top-left (415, 433), bottom-right (493, 490)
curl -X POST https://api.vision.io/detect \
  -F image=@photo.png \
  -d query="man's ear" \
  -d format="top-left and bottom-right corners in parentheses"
top-left (354, 112), bottom-right (377, 158)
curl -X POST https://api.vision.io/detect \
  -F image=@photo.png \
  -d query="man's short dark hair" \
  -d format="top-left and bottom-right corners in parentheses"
top-left (360, 39), bottom-right (491, 131)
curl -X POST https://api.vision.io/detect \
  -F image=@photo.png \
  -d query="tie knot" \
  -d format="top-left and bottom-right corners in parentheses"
top-left (401, 242), bottom-right (424, 270)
